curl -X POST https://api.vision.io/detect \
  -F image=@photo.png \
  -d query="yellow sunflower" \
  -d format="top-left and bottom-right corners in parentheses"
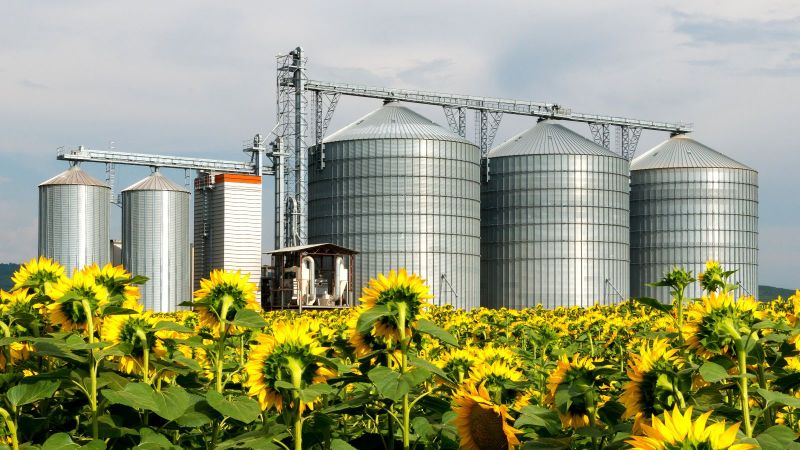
top-left (11, 256), bottom-right (66, 296)
top-left (45, 271), bottom-right (109, 332)
top-left (682, 292), bottom-right (765, 359)
top-left (546, 354), bottom-right (604, 429)
top-left (193, 269), bottom-right (258, 330)
top-left (620, 338), bottom-right (686, 431)
top-left (0, 341), bottom-right (35, 371)
top-left (0, 289), bottom-right (35, 316)
top-left (101, 303), bottom-right (160, 376)
top-left (626, 406), bottom-right (756, 450)
top-left (478, 344), bottom-right (518, 368)
top-left (452, 382), bottom-right (521, 450)
top-left (437, 347), bottom-right (479, 383)
top-left (81, 263), bottom-right (141, 304)
top-left (468, 360), bottom-right (525, 404)
top-left (358, 268), bottom-right (433, 344)
top-left (244, 320), bottom-right (336, 413)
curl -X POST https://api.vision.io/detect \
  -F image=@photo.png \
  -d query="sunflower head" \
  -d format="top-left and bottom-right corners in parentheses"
top-left (348, 306), bottom-right (398, 362)
top-left (546, 354), bottom-right (607, 429)
top-left (451, 381), bottom-right (521, 450)
top-left (649, 267), bottom-right (695, 299)
top-left (698, 260), bottom-right (735, 294)
top-left (437, 347), bottom-right (479, 383)
top-left (244, 320), bottom-right (335, 413)
top-left (82, 263), bottom-right (142, 304)
top-left (682, 292), bottom-right (765, 358)
top-left (620, 338), bottom-right (686, 422)
top-left (626, 406), bottom-right (756, 450)
top-left (193, 270), bottom-right (258, 329)
top-left (45, 271), bottom-right (110, 332)
top-left (0, 289), bottom-right (35, 316)
top-left (468, 361), bottom-right (526, 405)
top-left (358, 268), bottom-right (433, 345)
top-left (101, 303), bottom-right (160, 374)
top-left (12, 257), bottom-right (66, 297)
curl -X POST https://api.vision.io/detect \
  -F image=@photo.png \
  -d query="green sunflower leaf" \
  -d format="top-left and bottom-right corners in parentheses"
top-left (41, 433), bottom-right (80, 450)
top-left (755, 425), bottom-right (800, 450)
top-left (356, 305), bottom-right (392, 334)
top-left (101, 306), bottom-right (141, 316)
top-left (416, 318), bottom-right (458, 346)
top-left (206, 391), bottom-right (261, 424)
top-left (757, 388), bottom-right (800, 409)
top-left (631, 297), bottom-right (672, 314)
top-left (699, 361), bottom-right (729, 383)
top-left (368, 366), bottom-right (408, 401)
top-left (152, 320), bottom-right (193, 334)
top-left (299, 383), bottom-right (334, 403)
top-left (6, 379), bottom-right (60, 407)
top-left (330, 439), bottom-right (358, 450)
top-left (231, 309), bottom-right (267, 329)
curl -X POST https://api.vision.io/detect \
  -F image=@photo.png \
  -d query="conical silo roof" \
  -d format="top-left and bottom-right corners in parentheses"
top-left (122, 171), bottom-right (188, 192)
top-left (489, 121), bottom-right (620, 158)
top-left (39, 165), bottom-right (109, 188)
top-left (324, 103), bottom-right (472, 144)
top-left (631, 135), bottom-right (753, 170)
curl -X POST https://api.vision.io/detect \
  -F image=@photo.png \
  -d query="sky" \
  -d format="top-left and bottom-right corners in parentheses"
top-left (0, 1), bottom-right (798, 288)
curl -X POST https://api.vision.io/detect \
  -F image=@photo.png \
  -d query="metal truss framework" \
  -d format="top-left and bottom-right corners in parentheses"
top-left (313, 91), bottom-right (340, 170)
top-left (302, 80), bottom-right (691, 164)
top-left (275, 47), bottom-right (308, 248)
top-left (589, 123), bottom-right (611, 150)
top-left (57, 139), bottom-right (270, 207)
top-left (443, 106), bottom-right (467, 138)
top-left (617, 126), bottom-right (644, 161)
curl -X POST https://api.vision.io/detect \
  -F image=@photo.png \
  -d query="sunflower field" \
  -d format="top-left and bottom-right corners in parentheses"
top-left (1, 258), bottom-right (800, 449)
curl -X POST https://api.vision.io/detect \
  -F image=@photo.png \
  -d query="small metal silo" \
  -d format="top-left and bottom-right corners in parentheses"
top-left (39, 165), bottom-right (110, 274)
top-left (122, 171), bottom-right (190, 312)
top-left (308, 103), bottom-right (482, 309)
top-left (630, 135), bottom-right (758, 301)
top-left (481, 121), bottom-right (630, 308)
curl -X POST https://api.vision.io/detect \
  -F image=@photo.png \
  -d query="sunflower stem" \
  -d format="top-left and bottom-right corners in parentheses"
top-left (81, 299), bottom-right (99, 440)
top-left (288, 359), bottom-right (304, 450)
top-left (735, 340), bottom-right (753, 437)
top-left (675, 289), bottom-right (684, 345)
top-left (136, 329), bottom-right (151, 385)
top-left (0, 406), bottom-right (19, 450)
top-left (396, 302), bottom-right (410, 450)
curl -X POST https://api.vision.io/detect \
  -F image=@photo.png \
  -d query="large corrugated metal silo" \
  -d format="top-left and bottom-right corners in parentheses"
top-left (481, 121), bottom-right (630, 308)
top-left (308, 103), bottom-right (481, 309)
top-left (39, 165), bottom-right (110, 274)
top-left (630, 135), bottom-right (758, 301)
top-left (122, 171), bottom-right (190, 312)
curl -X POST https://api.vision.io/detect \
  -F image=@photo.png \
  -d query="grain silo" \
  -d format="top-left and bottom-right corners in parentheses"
top-left (481, 121), bottom-right (630, 308)
top-left (39, 165), bottom-right (110, 275)
top-left (193, 173), bottom-right (262, 300)
top-left (308, 102), bottom-right (481, 309)
top-left (630, 135), bottom-right (758, 301)
top-left (122, 171), bottom-right (190, 312)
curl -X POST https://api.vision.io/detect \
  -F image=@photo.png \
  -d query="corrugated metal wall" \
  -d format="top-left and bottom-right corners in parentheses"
top-left (630, 167), bottom-right (759, 300)
top-left (193, 174), bottom-right (262, 300)
top-left (481, 152), bottom-right (630, 308)
top-left (122, 187), bottom-right (190, 312)
top-left (39, 182), bottom-right (110, 275)
top-left (308, 138), bottom-right (482, 309)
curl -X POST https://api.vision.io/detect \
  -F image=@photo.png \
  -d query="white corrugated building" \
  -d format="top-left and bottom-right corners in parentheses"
top-left (194, 173), bottom-right (262, 300)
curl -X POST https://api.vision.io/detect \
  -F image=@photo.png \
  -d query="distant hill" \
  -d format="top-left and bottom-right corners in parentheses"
top-left (760, 285), bottom-right (797, 300)
top-left (0, 263), bottom-right (20, 291)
